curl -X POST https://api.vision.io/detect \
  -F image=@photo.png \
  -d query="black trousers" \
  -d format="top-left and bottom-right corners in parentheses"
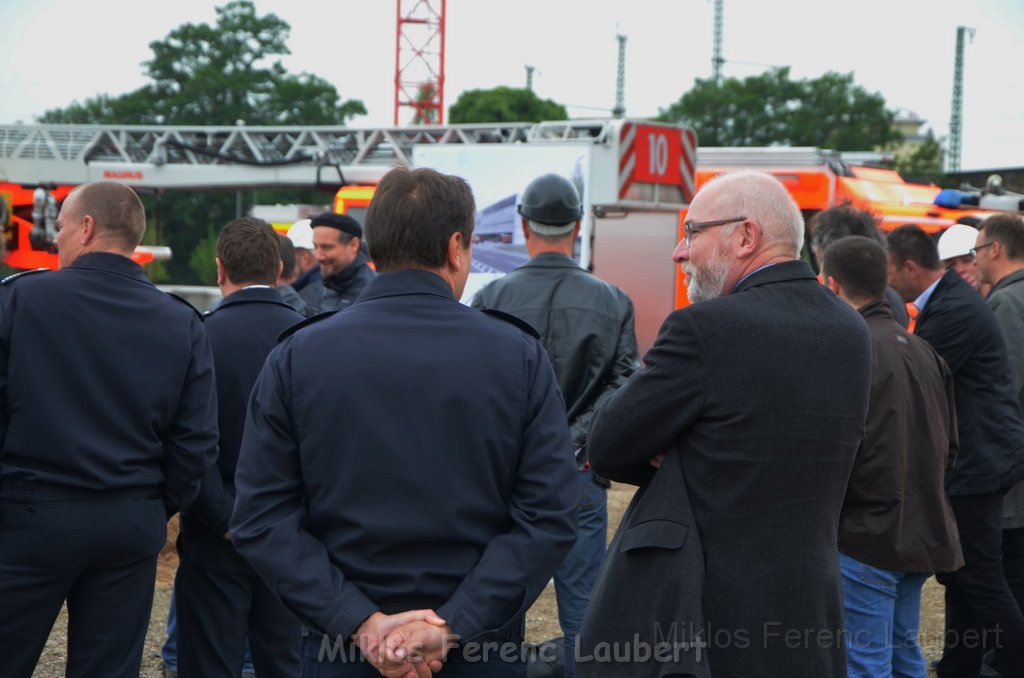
top-left (0, 493), bottom-right (166, 678)
top-left (1003, 526), bottom-right (1024, 613)
top-left (937, 492), bottom-right (1024, 677)
top-left (175, 515), bottom-right (301, 678)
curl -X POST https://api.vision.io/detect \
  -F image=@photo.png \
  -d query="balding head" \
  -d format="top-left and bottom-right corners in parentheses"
top-left (697, 171), bottom-right (804, 256)
top-left (673, 171), bottom-right (803, 302)
top-left (56, 182), bottom-right (145, 267)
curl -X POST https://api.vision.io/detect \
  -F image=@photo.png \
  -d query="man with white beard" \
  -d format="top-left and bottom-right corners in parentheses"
top-left (579, 171), bottom-right (872, 678)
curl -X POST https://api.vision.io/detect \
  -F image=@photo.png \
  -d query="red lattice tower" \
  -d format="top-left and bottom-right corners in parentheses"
top-left (394, 0), bottom-right (446, 125)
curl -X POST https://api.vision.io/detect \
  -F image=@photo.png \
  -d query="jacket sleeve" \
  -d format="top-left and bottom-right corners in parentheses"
top-left (161, 315), bottom-right (219, 516)
top-left (588, 309), bottom-right (707, 486)
top-left (569, 296), bottom-right (640, 450)
top-left (192, 450), bottom-right (234, 536)
top-left (989, 292), bottom-right (1024, 395)
top-left (916, 300), bottom-right (980, 375)
top-left (436, 339), bottom-right (578, 641)
top-left (230, 346), bottom-right (380, 641)
top-left (941, 354), bottom-right (960, 475)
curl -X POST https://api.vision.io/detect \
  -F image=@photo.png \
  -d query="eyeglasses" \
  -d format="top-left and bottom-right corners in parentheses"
top-left (969, 242), bottom-right (995, 257)
top-left (683, 216), bottom-right (747, 247)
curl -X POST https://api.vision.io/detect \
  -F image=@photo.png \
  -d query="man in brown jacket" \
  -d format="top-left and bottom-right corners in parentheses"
top-left (822, 236), bottom-right (963, 678)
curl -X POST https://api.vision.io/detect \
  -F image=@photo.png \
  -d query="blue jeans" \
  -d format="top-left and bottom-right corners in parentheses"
top-left (839, 552), bottom-right (928, 678)
top-left (162, 587), bottom-right (256, 674)
top-left (555, 469), bottom-right (607, 678)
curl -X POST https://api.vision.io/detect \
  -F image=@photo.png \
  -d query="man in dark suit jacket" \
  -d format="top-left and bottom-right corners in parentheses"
top-left (887, 224), bottom-right (1024, 677)
top-left (581, 171), bottom-right (872, 678)
top-left (175, 217), bottom-right (304, 677)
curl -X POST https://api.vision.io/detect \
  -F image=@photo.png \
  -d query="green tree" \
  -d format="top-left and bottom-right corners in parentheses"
top-left (658, 67), bottom-right (900, 151)
top-left (448, 86), bottom-right (567, 124)
top-left (413, 83), bottom-right (439, 124)
top-left (189, 228), bottom-right (219, 286)
top-left (893, 130), bottom-right (945, 181)
top-left (41, 1), bottom-right (365, 126)
top-left (38, 0), bottom-right (364, 282)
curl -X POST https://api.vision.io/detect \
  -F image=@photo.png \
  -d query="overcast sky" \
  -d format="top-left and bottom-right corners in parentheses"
top-left (1, 0), bottom-right (1021, 170)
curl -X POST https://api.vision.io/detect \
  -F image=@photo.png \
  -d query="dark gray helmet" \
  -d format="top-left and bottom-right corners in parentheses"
top-left (517, 173), bottom-right (583, 226)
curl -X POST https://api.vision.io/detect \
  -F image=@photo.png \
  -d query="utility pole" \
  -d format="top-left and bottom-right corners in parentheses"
top-left (948, 25), bottom-right (974, 172)
top-left (613, 32), bottom-right (627, 118)
top-left (712, 0), bottom-right (724, 81)
top-left (525, 65), bottom-right (535, 92)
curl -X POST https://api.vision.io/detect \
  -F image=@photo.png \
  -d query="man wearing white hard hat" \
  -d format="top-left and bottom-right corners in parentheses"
top-left (287, 218), bottom-right (323, 316)
top-left (938, 222), bottom-right (989, 296)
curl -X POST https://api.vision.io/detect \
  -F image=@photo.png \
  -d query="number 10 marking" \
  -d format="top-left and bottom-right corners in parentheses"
top-left (648, 133), bottom-right (668, 176)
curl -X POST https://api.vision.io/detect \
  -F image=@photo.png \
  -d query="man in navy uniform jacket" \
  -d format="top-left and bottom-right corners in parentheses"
top-left (231, 166), bottom-right (578, 678)
top-left (0, 181), bottom-right (218, 678)
top-left (175, 217), bottom-right (304, 677)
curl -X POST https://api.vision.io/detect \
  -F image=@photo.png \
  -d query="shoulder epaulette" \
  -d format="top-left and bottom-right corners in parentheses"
top-left (277, 310), bottom-right (337, 341)
top-left (1, 268), bottom-right (50, 285)
top-left (166, 292), bottom-right (205, 320)
top-left (481, 308), bottom-right (540, 339)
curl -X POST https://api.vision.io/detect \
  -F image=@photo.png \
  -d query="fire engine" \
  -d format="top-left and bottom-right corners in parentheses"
top-left (0, 183), bottom-right (166, 270)
top-left (3, 121), bottom-right (1021, 351)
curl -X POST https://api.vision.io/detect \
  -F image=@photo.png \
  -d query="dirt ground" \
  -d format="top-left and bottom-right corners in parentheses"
top-left (34, 483), bottom-right (946, 677)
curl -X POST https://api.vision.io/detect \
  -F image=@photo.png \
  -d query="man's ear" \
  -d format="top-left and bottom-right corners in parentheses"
top-left (824, 274), bottom-right (842, 296)
top-left (215, 257), bottom-right (226, 287)
top-left (521, 218), bottom-right (531, 241)
top-left (736, 218), bottom-right (761, 257)
top-left (80, 214), bottom-right (97, 245)
top-left (447, 231), bottom-right (465, 272)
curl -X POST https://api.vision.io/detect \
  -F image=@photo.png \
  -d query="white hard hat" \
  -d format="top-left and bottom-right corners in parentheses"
top-left (937, 224), bottom-right (979, 261)
top-left (287, 219), bottom-right (314, 250)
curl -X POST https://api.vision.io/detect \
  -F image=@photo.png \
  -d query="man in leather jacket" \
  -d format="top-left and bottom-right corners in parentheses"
top-left (472, 173), bottom-right (639, 678)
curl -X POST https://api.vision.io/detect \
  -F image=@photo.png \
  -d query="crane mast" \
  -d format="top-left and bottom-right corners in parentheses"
top-left (948, 25), bottom-right (974, 172)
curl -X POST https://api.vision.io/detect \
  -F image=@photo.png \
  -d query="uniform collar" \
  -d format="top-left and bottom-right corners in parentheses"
top-left (356, 269), bottom-right (456, 303)
top-left (210, 286), bottom-right (290, 313)
top-left (67, 251), bottom-right (148, 281)
top-left (522, 252), bottom-right (581, 269)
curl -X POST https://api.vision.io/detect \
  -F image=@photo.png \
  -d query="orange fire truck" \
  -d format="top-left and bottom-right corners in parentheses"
top-left (672, 148), bottom-right (1021, 308)
top-left (0, 183), bottom-right (166, 270)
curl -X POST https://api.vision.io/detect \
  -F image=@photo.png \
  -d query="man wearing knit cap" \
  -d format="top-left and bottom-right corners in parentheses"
top-left (311, 212), bottom-right (376, 313)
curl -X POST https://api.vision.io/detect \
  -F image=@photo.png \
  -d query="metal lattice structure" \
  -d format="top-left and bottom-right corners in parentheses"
top-left (712, 0), bottom-right (724, 81)
top-left (613, 34), bottom-right (627, 119)
top-left (0, 120), bottom-right (621, 190)
top-left (394, 0), bottom-right (446, 125)
top-left (948, 25), bottom-right (974, 172)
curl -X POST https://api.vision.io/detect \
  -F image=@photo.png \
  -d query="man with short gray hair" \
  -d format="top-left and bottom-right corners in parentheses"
top-left (581, 171), bottom-right (872, 678)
